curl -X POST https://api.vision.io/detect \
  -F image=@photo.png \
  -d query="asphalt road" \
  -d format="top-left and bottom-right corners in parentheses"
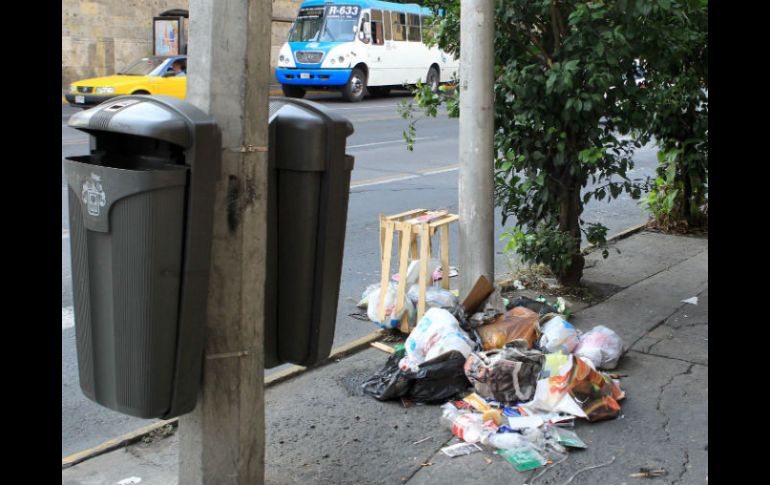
top-left (61, 91), bottom-right (657, 458)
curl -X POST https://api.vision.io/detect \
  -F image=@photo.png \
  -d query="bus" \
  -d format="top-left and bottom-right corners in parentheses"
top-left (275, 0), bottom-right (459, 102)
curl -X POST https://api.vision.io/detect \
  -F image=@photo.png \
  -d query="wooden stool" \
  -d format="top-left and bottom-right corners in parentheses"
top-left (378, 209), bottom-right (459, 333)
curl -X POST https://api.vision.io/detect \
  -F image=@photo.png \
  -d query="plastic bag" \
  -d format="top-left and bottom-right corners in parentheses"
top-left (366, 283), bottom-right (415, 329)
top-left (477, 306), bottom-right (541, 350)
top-left (507, 296), bottom-right (558, 316)
top-left (407, 284), bottom-right (459, 310)
top-left (408, 351), bottom-right (471, 404)
top-left (464, 342), bottom-right (544, 403)
top-left (362, 349), bottom-right (470, 403)
top-left (540, 351), bottom-right (571, 378)
top-left (361, 348), bottom-right (412, 401)
top-left (538, 316), bottom-right (580, 354)
top-left (357, 283), bottom-right (381, 308)
top-left (399, 308), bottom-right (476, 371)
top-left (574, 325), bottom-right (624, 370)
top-left (524, 355), bottom-right (624, 422)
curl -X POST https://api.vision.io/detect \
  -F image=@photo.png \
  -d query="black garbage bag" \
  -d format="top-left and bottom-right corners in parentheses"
top-left (362, 350), bottom-right (471, 403)
top-left (506, 295), bottom-right (557, 316)
top-left (361, 350), bottom-right (412, 401)
top-left (408, 351), bottom-right (471, 404)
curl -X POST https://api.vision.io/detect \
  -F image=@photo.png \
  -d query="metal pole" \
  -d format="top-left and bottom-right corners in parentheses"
top-left (179, 0), bottom-right (271, 483)
top-left (458, 0), bottom-right (495, 296)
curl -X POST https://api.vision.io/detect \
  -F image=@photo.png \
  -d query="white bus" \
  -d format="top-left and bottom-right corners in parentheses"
top-left (276, 0), bottom-right (459, 102)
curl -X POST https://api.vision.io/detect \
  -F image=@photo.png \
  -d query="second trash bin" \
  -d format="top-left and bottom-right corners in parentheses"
top-left (265, 98), bottom-right (355, 368)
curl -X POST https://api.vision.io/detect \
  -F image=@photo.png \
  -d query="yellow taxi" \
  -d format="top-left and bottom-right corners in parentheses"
top-left (65, 56), bottom-right (187, 108)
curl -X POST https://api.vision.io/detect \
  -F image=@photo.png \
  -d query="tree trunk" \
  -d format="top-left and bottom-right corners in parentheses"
top-left (557, 181), bottom-right (584, 287)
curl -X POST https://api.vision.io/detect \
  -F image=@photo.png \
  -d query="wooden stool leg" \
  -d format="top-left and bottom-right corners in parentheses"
top-left (440, 224), bottom-right (450, 289)
top-left (378, 222), bottom-right (395, 322)
top-left (379, 214), bottom-right (385, 262)
top-left (418, 223), bottom-right (430, 322)
top-left (396, 223), bottom-right (412, 333)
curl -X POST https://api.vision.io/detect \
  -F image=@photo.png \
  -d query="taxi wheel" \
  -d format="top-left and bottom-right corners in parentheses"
top-left (281, 85), bottom-right (306, 99)
top-left (342, 68), bottom-right (366, 102)
top-left (132, 90), bottom-right (150, 95)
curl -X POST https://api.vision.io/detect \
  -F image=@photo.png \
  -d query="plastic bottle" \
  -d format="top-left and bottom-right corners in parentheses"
top-left (440, 404), bottom-right (485, 443)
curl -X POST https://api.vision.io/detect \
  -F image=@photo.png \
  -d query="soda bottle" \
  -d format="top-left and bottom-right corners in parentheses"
top-left (440, 404), bottom-right (485, 443)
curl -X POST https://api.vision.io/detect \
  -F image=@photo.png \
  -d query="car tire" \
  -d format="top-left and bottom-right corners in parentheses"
top-left (341, 68), bottom-right (367, 102)
top-left (281, 84), bottom-right (306, 99)
top-left (426, 67), bottom-right (440, 94)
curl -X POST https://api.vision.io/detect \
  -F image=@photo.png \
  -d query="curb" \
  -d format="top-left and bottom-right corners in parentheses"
top-left (580, 221), bottom-right (649, 255)
top-left (62, 226), bottom-right (650, 470)
top-left (62, 330), bottom-right (384, 469)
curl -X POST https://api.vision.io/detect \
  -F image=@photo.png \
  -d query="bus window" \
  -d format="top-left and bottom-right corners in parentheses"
top-left (407, 14), bottom-right (421, 42)
top-left (421, 15), bottom-right (434, 43)
top-left (371, 9), bottom-right (384, 46)
top-left (391, 12), bottom-right (406, 41)
top-left (383, 10), bottom-right (392, 40)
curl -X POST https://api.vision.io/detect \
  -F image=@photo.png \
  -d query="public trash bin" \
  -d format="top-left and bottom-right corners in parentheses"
top-left (265, 98), bottom-right (355, 368)
top-left (64, 95), bottom-right (220, 419)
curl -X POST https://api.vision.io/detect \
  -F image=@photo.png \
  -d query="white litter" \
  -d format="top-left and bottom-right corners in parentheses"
top-left (681, 297), bottom-right (698, 305)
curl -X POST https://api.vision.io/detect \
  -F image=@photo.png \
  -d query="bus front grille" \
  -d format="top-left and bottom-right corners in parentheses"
top-left (295, 51), bottom-right (324, 64)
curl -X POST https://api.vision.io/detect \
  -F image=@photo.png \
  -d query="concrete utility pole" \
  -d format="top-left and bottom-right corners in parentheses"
top-left (179, 0), bottom-right (271, 483)
top-left (458, 0), bottom-right (496, 296)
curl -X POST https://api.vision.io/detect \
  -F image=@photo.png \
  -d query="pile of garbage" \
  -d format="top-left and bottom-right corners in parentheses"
top-left (360, 276), bottom-right (627, 473)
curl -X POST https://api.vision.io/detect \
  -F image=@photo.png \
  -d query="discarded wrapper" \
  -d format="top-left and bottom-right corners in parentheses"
top-left (463, 392), bottom-right (492, 412)
top-left (441, 442), bottom-right (483, 458)
top-left (497, 445), bottom-right (548, 472)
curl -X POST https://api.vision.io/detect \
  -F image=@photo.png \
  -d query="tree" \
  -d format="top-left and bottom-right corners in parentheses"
top-left (637, 0), bottom-right (708, 230)
top-left (403, 0), bottom-right (704, 286)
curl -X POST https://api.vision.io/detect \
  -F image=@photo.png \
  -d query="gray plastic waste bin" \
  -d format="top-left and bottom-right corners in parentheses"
top-left (265, 98), bottom-right (355, 368)
top-left (64, 95), bottom-right (220, 419)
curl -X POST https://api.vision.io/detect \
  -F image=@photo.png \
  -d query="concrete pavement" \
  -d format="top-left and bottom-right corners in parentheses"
top-left (62, 228), bottom-right (708, 485)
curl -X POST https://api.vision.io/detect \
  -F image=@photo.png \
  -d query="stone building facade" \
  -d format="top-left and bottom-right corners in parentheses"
top-left (62, 0), bottom-right (302, 89)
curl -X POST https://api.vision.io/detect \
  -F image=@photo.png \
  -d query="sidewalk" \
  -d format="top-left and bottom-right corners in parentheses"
top-left (62, 229), bottom-right (708, 485)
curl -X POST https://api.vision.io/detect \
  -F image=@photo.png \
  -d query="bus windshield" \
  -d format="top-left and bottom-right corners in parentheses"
top-left (289, 5), bottom-right (361, 43)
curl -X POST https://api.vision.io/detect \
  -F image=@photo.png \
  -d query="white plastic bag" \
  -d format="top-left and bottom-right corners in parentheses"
top-left (357, 283), bottom-right (380, 308)
top-left (538, 316), bottom-right (580, 354)
top-left (406, 284), bottom-right (459, 310)
top-left (399, 308), bottom-right (475, 371)
top-left (366, 283), bottom-right (415, 329)
top-left (574, 325), bottom-right (624, 369)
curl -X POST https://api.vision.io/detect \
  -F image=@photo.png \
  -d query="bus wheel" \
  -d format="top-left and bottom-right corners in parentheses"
top-left (426, 67), bottom-right (440, 94)
top-left (342, 68), bottom-right (367, 102)
top-left (281, 84), bottom-right (306, 98)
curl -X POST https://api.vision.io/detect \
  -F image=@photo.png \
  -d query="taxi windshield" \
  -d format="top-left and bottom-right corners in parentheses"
top-left (288, 5), bottom-right (361, 43)
top-left (118, 57), bottom-right (167, 76)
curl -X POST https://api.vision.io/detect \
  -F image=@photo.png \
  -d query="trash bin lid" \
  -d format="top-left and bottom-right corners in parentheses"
top-left (68, 96), bottom-right (199, 147)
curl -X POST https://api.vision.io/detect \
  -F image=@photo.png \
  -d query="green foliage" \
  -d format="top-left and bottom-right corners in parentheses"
top-left (634, 0), bottom-right (708, 228)
top-left (401, 0), bottom-right (706, 286)
top-left (501, 225), bottom-right (580, 278)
